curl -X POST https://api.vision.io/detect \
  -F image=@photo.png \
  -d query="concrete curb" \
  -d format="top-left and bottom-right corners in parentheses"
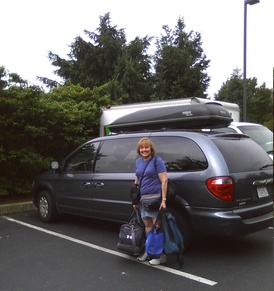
top-left (0, 201), bottom-right (36, 215)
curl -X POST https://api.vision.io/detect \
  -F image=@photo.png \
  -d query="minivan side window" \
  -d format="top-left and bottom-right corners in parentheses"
top-left (95, 138), bottom-right (140, 173)
top-left (63, 142), bottom-right (100, 172)
top-left (151, 137), bottom-right (208, 172)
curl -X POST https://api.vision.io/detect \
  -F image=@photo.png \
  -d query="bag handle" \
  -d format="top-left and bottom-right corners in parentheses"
top-left (129, 208), bottom-right (144, 226)
top-left (151, 209), bottom-right (165, 231)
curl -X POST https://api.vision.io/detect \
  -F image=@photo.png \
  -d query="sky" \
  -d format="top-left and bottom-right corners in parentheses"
top-left (0, 0), bottom-right (273, 98)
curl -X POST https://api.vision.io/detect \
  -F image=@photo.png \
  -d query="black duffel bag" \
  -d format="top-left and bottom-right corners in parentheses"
top-left (117, 208), bottom-right (145, 256)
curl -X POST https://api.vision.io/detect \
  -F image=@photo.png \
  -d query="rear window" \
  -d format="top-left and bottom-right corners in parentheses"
top-left (151, 136), bottom-right (208, 172)
top-left (212, 137), bottom-right (271, 172)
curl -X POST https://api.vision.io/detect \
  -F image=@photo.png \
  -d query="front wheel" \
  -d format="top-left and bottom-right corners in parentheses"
top-left (38, 190), bottom-right (58, 223)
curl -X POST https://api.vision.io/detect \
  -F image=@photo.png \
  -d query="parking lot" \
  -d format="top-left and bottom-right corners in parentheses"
top-left (0, 210), bottom-right (273, 291)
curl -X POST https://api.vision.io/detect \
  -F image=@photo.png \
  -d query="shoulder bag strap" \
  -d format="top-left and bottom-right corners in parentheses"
top-left (138, 155), bottom-right (154, 187)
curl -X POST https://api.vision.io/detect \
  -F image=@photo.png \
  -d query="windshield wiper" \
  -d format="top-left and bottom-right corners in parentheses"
top-left (260, 163), bottom-right (273, 169)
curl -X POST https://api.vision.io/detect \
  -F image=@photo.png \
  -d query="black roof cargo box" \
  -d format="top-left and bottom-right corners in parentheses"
top-left (108, 103), bottom-right (232, 133)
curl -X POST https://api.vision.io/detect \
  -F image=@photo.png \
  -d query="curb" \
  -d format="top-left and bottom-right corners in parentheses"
top-left (0, 201), bottom-right (36, 216)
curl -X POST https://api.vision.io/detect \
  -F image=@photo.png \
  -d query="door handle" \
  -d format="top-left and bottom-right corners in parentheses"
top-left (81, 182), bottom-right (91, 188)
top-left (93, 182), bottom-right (105, 188)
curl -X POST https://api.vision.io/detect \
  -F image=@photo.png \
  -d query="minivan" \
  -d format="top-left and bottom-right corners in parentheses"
top-left (32, 129), bottom-right (273, 246)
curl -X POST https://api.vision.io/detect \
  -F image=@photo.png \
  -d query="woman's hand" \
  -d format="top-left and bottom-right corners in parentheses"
top-left (159, 200), bottom-right (166, 210)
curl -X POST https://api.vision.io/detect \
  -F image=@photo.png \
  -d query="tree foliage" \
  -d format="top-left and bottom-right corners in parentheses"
top-left (153, 18), bottom-right (210, 99)
top-left (43, 13), bottom-right (210, 103)
top-left (45, 13), bottom-right (153, 104)
top-left (0, 76), bottom-right (49, 194)
top-left (48, 13), bottom-right (126, 88)
top-left (216, 69), bottom-right (273, 127)
top-left (0, 67), bottom-right (110, 194)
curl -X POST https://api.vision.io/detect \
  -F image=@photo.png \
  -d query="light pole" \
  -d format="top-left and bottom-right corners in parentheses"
top-left (243, 0), bottom-right (260, 122)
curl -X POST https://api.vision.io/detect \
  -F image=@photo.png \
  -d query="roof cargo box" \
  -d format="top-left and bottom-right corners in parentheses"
top-left (108, 103), bottom-right (233, 133)
top-left (100, 97), bottom-right (240, 136)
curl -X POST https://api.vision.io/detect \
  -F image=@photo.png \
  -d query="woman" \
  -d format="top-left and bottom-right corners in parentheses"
top-left (133, 137), bottom-right (168, 266)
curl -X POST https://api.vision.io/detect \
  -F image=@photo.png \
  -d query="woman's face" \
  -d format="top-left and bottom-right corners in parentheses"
top-left (139, 142), bottom-right (152, 160)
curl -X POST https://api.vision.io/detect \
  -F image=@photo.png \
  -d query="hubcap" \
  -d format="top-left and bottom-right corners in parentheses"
top-left (39, 196), bottom-right (49, 218)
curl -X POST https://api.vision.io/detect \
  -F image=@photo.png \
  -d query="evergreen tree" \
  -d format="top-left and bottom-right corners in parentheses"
top-left (216, 69), bottom-right (243, 105)
top-left (44, 13), bottom-right (153, 104)
top-left (153, 17), bottom-right (210, 99)
top-left (217, 69), bottom-right (273, 126)
top-left (47, 13), bottom-right (126, 89)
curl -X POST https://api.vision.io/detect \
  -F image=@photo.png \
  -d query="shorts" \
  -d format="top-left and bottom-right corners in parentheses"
top-left (139, 202), bottom-right (159, 219)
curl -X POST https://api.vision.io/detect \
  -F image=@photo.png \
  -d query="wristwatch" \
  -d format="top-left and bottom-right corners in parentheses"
top-left (162, 198), bottom-right (167, 201)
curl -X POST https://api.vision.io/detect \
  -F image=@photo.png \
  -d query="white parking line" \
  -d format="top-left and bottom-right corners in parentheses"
top-left (3, 216), bottom-right (218, 286)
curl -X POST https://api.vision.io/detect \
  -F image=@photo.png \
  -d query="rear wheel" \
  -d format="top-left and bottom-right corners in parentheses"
top-left (38, 190), bottom-right (58, 223)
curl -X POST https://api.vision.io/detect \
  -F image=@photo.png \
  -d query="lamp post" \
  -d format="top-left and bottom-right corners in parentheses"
top-left (243, 0), bottom-right (260, 122)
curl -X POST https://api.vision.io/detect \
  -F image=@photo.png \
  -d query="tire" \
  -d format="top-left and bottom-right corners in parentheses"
top-left (167, 207), bottom-right (193, 249)
top-left (38, 190), bottom-right (58, 223)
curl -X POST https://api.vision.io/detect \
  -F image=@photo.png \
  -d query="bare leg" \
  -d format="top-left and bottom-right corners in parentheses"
top-left (143, 217), bottom-right (154, 235)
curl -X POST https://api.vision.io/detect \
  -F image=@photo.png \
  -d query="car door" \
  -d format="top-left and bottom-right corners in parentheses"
top-left (90, 137), bottom-right (140, 222)
top-left (54, 141), bottom-right (100, 216)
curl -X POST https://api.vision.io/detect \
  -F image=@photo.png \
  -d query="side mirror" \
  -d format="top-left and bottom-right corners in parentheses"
top-left (51, 161), bottom-right (59, 170)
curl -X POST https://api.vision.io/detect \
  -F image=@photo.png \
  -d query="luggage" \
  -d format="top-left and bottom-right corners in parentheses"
top-left (145, 227), bottom-right (164, 259)
top-left (162, 210), bottom-right (185, 268)
top-left (166, 179), bottom-right (180, 202)
top-left (108, 103), bottom-right (232, 133)
top-left (117, 209), bottom-right (145, 255)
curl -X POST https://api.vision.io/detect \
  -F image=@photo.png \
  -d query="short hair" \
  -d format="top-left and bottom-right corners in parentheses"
top-left (136, 137), bottom-right (156, 155)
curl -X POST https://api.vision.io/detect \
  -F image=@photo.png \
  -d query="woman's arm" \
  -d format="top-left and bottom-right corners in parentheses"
top-left (158, 172), bottom-right (168, 209)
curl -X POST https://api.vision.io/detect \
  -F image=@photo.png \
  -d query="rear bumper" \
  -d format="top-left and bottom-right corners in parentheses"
top-left (187, 203), bottom-right (273, 236)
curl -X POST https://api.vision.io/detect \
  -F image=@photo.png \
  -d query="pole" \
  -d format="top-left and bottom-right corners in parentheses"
top-left (243, 0), bottom-right (259, 122)
top-left (243, 1), bottom-right (247, 122)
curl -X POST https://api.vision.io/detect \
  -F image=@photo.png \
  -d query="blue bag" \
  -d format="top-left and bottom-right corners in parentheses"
top-left (145, 228), bottom-right (164, 259)
top-left (162, 211), bottom-right (185, 268)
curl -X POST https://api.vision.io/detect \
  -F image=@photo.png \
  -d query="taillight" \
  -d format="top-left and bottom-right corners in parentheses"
top-left (206, 177), bottom-right (234, 201)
